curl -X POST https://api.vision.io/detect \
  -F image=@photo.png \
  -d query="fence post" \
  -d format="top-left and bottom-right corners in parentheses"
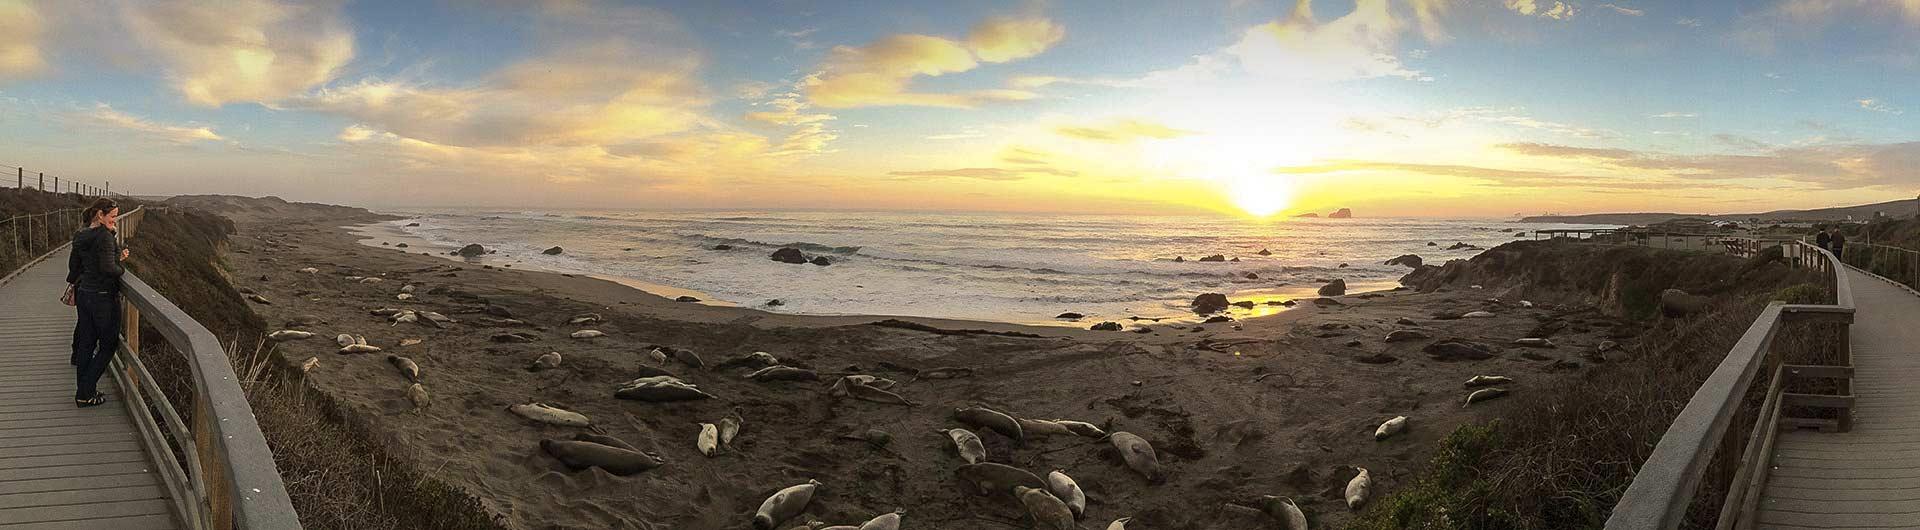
top-left (14, 167), bottom-right (19, 189)
top-left (38, 172), bottom-right (44, 191)
top-left (53, 176), bottom-right (58, 194)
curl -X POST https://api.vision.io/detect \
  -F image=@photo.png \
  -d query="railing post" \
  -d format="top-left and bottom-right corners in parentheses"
top-left (194, 395), bottom-right (235, 530)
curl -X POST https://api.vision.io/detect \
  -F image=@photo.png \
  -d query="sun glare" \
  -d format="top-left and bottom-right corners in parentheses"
top-left (1227, 175), bottom-right (1295, 218)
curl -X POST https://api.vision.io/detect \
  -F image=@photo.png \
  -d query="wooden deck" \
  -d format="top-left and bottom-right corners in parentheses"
top-left (0, 248), bottom-right (176, 529)
top-left (1758, 267), bottom-right (1920, 529)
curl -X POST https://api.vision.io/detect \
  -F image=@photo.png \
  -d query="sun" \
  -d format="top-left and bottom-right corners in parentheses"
top-left (1226, 174), bottom-right (1295, 218)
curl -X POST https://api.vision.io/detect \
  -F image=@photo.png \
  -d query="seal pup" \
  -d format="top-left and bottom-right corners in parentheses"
top-left (753, 480), bottom-right (822, 530)
top-left (368, 308), bottom-right (403, 317)
top-left (335, 333), bottom-right (356, 347)
top-left (1464, 387), bottom-right (1509, 407)
top-left (527, 351), bottom-right (562, 371)
top-left (717, 411), bottom-right (743, 449)
top-left (395, 293), bottom-right (414, 301)
top-left (941, 428), bottom-right (988, 464)
top-left (747, 365), bottom-right (819, 382)
top-left (1258, 496), bottom-right (1308, 530)
top-left (1107, 517), bottom-right (1134, 530)
top-left (1346, 467), bottom-right (1371, 509)
top-left (1375, 416), bottom-right (1408, 441)
top-left (954, 406), bottom-right (1024, 445)
top-left (539, 438), bottom-right (663, 476)
top-left (508, 403), bottom-right (589, 427)
top-left (1019, 418), bottom-right (1076, 438)
top-left (1014, 486), bottom-right (1076, 530)
top-left (1046, 470), bottom-right (1087, 518)
top-left (956, 463), bottom-right (1046, 497)
top-left (1513, 337), bottom-right (1555, 348)
top-left (1464, 375), bottom-right (1512, 387)
top-left (387, 355), bottom-right (421, 383)
top-left (697, 423), bottom-right (720, 457)
top-left (571, 330), bottom-right (605, 339)
top-left (567, 313), bottom-right (602, 325)
top-left (398, 338), bottom-right (422, 347)
top-left (1051, 419), bottom-right (1106, 438)
top-left (355, 335), bottom-right (368, 346)
top-left (857, 510), bottom-right (903, 530)
top-left (406, 383), bottom-right (429, 409)
top-left (339, 343), bottom-right (382, 354)
top-left (399, 284), bottom-right (415, 294)
top-left (359, 277), bottom-right (384, 284)
top-left (390, 311), bottom-right (418, 325)
top-left (1108, 432), bottom-right (1164, 482)
top-left (267, 330), bottom-right (314, 341)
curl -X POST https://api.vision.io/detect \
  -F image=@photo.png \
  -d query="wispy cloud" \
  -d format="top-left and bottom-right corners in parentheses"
top-left (1496, 142), bottom-right (1635, 159)
top-left (1675, 17), bottom-right (1702, 27)
top-left (73, 103), bottom-right (224, 143)
top-left (801, 16), bottom-right (1062, 108)
top-left (1858, 98), bottom-right (1903, 114)
top-left (888, 166), bottom-right (1076, 181)
top-left (1487, 140), bottom-right (1920, 190)
top-left (1506, 0), bottom-right (1578, 20)
top-left (1598, 3), bottom-right (1645, 16)
top-left (0, 0), bottom-right (47, 78)
top-left (1649, 111), bottom-right (1698, 118)
top-left (1054, 119), bottom-right (1196, 143)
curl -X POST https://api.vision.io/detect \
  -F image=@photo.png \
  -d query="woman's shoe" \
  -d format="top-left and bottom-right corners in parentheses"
top-left (76, 393), bottom-right (106, 408)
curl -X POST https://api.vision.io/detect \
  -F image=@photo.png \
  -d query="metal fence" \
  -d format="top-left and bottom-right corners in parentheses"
top-left (5, 163), bottom-right (122, 196)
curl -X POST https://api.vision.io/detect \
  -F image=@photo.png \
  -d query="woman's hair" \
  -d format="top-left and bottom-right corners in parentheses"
top-left (82, 198), bottom-right (118, 226)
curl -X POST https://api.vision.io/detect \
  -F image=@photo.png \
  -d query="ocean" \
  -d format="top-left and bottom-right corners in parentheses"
top-left (351, 209), bottom-right (1615, 326)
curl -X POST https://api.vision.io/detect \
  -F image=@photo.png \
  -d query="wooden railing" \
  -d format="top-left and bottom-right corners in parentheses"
top-left (1604, 240), bottom-right (1853, 530)
top-left (111, 207), bottom-right (303, 529)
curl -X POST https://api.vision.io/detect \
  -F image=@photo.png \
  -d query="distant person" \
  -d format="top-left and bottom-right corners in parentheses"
top-left (1831, 230), bottom-right (1847, 259)
top-left (1816, 228), bottom-right (1832, 252)
top-left (65, 198), bottom-right (128, 408)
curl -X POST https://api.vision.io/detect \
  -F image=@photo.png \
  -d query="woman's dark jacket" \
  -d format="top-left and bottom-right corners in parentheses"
top-left (67, 226), bottom-right (123, 293)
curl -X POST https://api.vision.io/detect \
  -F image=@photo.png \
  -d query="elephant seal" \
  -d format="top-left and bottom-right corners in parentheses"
top-left (267, 330), bottom-right (314, 341)
top-left (1106, 517), bottom-right (1134, 530)
top-left (718, 411), bottom-right (743, 449)
top-left (753, 480), bottom-right (822, 530)
top-left (747, 365), bottom-right (819, 382)
top-left (406, 383), bottom-right (429, 410)
top-left (1051, 419), bottom-right (1106, 438)
top-left (1046, 470), bottom-right (1086, 518)
top-left (717, 351), bottom-right (781, 370)
top-left (1108, 432), bottom-right (1163, 482)
top-left (955, 463), bottom-right (1045, 497)
top-left (1014, 486), bottom-right (1076, 530)
top-left (1259, 496), bottom-right (1307, 530)
top-left (335, 333), bottom-right (356, 347)
top-left (568, 313), bottom-right (603, 325)
top-left (387, 355), bottom-right (421, 383)
top-left (1346, 467), bottom-right (1372, 509)
top-left (1464, 387), bottom-right (1509, 407)
top-left (539, 438), bottom-right (664, 476)
top-left (941, 428), bottom-right (988, 464)
top-left (509, 403), bottom-right (590, 428)
top-left (299, 356), bottom-right (319, 373)
top-left (1018, 418), bottom-right (1076, 438)
top-left (1464, 375), bottom-right (1512, 387)
top-left (340, 343), bottom-right (382, 354)
top-left (527, 352), bottom-right (562, 371)
top-left (571, 330), bottom-right (605, 339)
top-left (1375, 416), bottom-right (1408, 441)
top-left (697, 423), bottom-right (720, 457)
top-left (954, 407), bottom-right (1024, 445)
top-left (614, 377), bottom-right (715, 402)
top-left (572, 432), bottom-right (636, 451)
top-left (842, 381), bottom-right (916, 406)
top-left (857, 510), bottom-right (903, 530)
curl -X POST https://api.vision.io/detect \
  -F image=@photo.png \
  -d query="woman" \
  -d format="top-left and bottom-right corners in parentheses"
top-left (65, 198), bottom-right (129, 408)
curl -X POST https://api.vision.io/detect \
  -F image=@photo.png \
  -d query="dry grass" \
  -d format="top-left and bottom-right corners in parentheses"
top-left (0, 189), bottom-right (96, 276)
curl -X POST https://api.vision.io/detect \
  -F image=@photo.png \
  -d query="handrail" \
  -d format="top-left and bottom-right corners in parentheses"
top-left (1604, 240), bottom-right (1853, 529)
top-left (110, 206), bottom-right (302, 529)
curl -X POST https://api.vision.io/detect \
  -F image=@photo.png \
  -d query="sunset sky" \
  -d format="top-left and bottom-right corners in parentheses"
top-left (1, 0), bottom-right (1917, 217)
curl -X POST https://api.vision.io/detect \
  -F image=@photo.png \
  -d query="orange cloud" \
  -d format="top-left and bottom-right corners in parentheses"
top-left (802, 17), bottom-right (1062, 108)
top-left (1055, 119), bottom-right (1197, 143)
top-left (74, 103), bottom-right (224, 143)
top-left (0, 0), bottom-right (46, 78)
top-left (122, 0), bottom-right (355, 106)
top-left (966, 17), bottom-right (1066, 63)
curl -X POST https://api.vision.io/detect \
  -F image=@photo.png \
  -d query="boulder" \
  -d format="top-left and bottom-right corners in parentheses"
top-left (456, 244), bottom-right (487, 257)
top-left (1446, 242), bottom-right (1480, 251)
top-left (1423, 339), bottom-right (1497, 361)
top-left (1659, 289), bottom-right (1709, 318)
top-left (1244, 272), bottom-right (1259, 280)
top-left (1231, 301), bottom-right (1255, 309)
top-left (1203, 315), bottom-right (1233, 324)
top-left (1257, 248), bottom-right (1273, 256)
top-left (1173, 256), bottom-right (1185, 263)
top-left (1090, 322), bottom-right (1123, 331)
top-left (770, 248), bottom-right (808, 264)
top-left (1056, 312), bottom-right (1085, 320)
top-left (1198, 254), bottom-right (1227, 262)
top-left (674, 296), bottom-right (701, 303)
top-left (1328, 208), bottom-right (1353, 219)
top-left (713, 244), bottom-right (734, 250)
top-left (1192, 293), bottom-right (1230, 314)
top-left (810, 256), bottom-right (832, 266)
top-left (1384, 254), bottom-right (1423, 268)
top-left (1318, 279), bottom-right (1347, 297)
top-left (543, 246), bottom-right (563, 255)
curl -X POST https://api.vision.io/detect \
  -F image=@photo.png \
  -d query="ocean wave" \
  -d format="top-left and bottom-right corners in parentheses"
top-left (682, 234), bottom-right (863, 255)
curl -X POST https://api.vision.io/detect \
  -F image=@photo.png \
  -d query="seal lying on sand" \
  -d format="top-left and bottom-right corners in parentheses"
top-left (1014, 486), bottom-right (1076, 530)
top-left (527, 352), bottom-right (562, 371)
top-left (1464, 375), bottom-right (1512, 387)
top-left (1108, 432), bottom-right (1164, 482)
top-left (1346, 467), bottom-right (1372, 509)
top-left (570, 330), bottom-right (605, 339)
top-left (1259, 496), bottom-right (1307, 530)
top-left (614, 376), bottom-right (716, 402)
top-left (753, 480), bottom-right (822, 530)
top-left (1107, 517), bottom-right (1134, 530)
top-left (267, 330), bottom-right (314, 341)
top-left (834, 379), bottom-right (915, 405)
top-left (956, 463), bottom-right (1045, 497)
top-left (1050, 419), bottom-right (1106, 438)
top-left (747, 365), bottom-right (819, 382)
top-left (857, 510), bottom-right (903, 530)
top-left (339, 343), bottom-right (382, 354)
top-left (509, 403), bottom-right (590, 428)
top-left (539, 438), bottom-right (664, 476)
top-left (1464, 387), bottom-right (1509, 407)
top-left (1375, 416), bottom-right (1408, 440)
top-left (718, 411), bottom-right (742, 450)
top-left (955, 406), bottom-right (1024, 445)
top-left (1046, 470), bottom-right (1086, 518)
top-left (941, 428), bottom-right (987, 464)
top-left (387, 355), bottom-right (421, 383)
top-left (407, 383), bottom-right (429, 410)
top-left (697, 423), bottom-right (720, 457)
top-left (1018, 418), bottom-right (1076, 438)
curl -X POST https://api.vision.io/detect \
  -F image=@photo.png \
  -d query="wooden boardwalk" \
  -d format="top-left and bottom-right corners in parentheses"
top-left (1758, 267), bottom-right (1920, 529)
top-left (0, 248), bottom-right (176, 529)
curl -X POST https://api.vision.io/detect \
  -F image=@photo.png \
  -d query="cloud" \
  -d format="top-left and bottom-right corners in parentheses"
top-left (1649, 111), bottom-right (1698, 118)
top-left (1506, 0), bottom-right (1578, 20)
top-left (1054, 119), bottom-right (1196, 143)
top-left (801, 17), bottom-right (1061, 109)
top-left (73, 103), bottom-right (224, 143)
top-left (121, 0), bottom-right (355, 106)
top-left (1858, 98), bottom-right (1903, 114)
top-left (1272, 160), bottom-right (1674, 190)
top-left (1484, 138), bottom-right (1920, 190)
top-left (888, 166), bottom-right (1077, 181)
top-left (745, 91), bottom-right (838, 155)
top-left (1598, 3), bottom-right (1645, 16)
top-left (1731, 1), bottom-right (1920, 53)
top-left (0, 0), bottom-right (46, 78)
top-left (776, 27), bottom-right (818, 49)
top-left (1230, 0), bottom-right (1422, 81)
top-left (966, 17), bottom-right (1066, 63)
top-left (1496, 142), bottom-right (1636, 159)
top-left (1713, 133), bottom-right (1770, 150)
top-left (1676, 17), bottom-right (1702, 27)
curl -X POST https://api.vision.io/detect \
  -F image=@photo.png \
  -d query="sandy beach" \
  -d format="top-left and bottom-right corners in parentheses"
top-left (207, 201), bottom-right (1635, 529)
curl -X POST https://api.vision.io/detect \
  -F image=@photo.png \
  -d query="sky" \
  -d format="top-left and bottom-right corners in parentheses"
top-left (0, 0), bottom-right (1917, 218)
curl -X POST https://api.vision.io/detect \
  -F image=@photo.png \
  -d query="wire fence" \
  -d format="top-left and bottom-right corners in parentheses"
top-left (3, 163), bottom-right (124, 197)
top-left (1837, 242), bottom-right (1920, 292)
top-left (1, 163), bottom-right (127, 275)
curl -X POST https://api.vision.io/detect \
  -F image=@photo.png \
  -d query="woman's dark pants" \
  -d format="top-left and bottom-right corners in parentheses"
top-left (72, 289), bottom-right (120, 401)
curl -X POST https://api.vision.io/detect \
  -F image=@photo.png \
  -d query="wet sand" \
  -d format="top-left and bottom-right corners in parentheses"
top-left (224, 208), bottom-right (1633, 529)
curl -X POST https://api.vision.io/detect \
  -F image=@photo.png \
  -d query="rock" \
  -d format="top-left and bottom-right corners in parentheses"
top-left (1339, 263), bottom-right (1349, 268)
top-left (1203, 315), bottom-right (1233, 324)
top-left (1231, 301), bottom-right (1255, 309)
top-left (1313, 297), bottom-right (1344, 306)
top-left (1394, 317), bottom-right (1418, 326)
top-left (770, 247), bottom-right (808, 264)
top-left (675, 295), bottom-right (700, 303)
top-left (396, 243), bottom-right (408, 248)
top-left (1318, 279), bottom-right (1347, 297)
top-left (1427, 241), bottom-right (1438, 246)
top-left (1446, 242), bottom-right (1480, 251)
top-left (543, 246), bottom-right (563, 255)
top-left (1513, 338), bottom-right (1556, 348)
top-left (1056, 312), bottom-right (1085, 320)
top-left (1384, 329), bottom-right (1431, 342)
top-left (810, 256), bottom-right (832, 266)
top-left (1384, 254), bottom-right (1423, 268)
top-left (405, 222), bottom-right (420, 227)
top-left (1230, 257), bottom-right (1241, 262)
top-left (1257, 248), bottom-right (1272, 256)
top-left (1354, 353), bottom-right (1397, 364)
top-left (765, 299), bottom-right (784, 307)
top-left (1191, 293), bottom-right (1230, 314)
top-left (1198, 254), bottom-right (1227, 262)
top-left (1090, 322), bottom-right (1123, 331)
top-left (1424, 339), bottom-right (1497, 361)
top-left (1244, 272), bottom-right (1259, 280)
top-left (713, 244), bottom-right (733, 250)
top-left (1328, 208), bottom-right (1353, 218)
top-left (1659, 289), bottom-right (1709, 318)
top-left (456, 244), bottom-right (486, 257)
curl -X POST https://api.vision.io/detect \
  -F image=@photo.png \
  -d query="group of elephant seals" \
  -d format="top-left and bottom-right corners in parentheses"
top-left (539, 434), bottom-right (663, 476)
top-left (753, 479), bottom-right (821, 530)
top-left (954, 406), bottom-right (1024, 446)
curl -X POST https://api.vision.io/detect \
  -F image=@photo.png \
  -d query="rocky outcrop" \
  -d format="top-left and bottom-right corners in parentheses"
top-left (1318, 279), bottom-right (1346, 297)
top-left (455, 244), bottom-right (487, 257)
top-left (810, 256), bottom-right (832, 266)
top-left (543, 246), bottom-right (564, 255)
top-left (1328, 208), bottom-right (1353, 219)
top-left (770, 248), bottom-right (808, 264)
top-left (1090, 322), bottom-right (1123, 331)
top-left (1198, 255), bottom-right (1227, 262)
top-left (1296, 213), bottom-right (1320, 218)
top-left (1384, 254), bottom-right (1423, 268)
top-left (1192, 293), bottom-right (1230, 314)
